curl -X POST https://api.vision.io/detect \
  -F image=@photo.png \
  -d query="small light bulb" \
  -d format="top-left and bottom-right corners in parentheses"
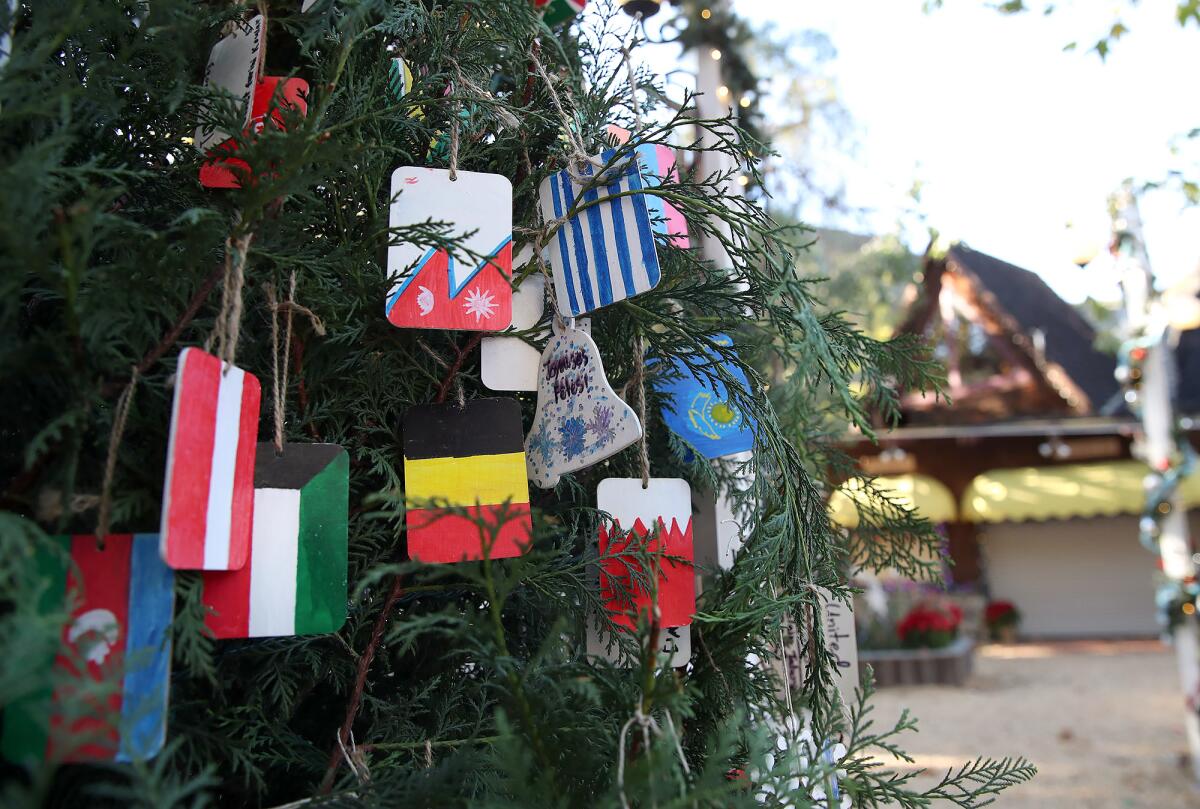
top-left (701, 8), bottom-right (712, 19)
top-left (1183, 602), bottom-right (1196, 616)
top-left (711, 48), bottom-right (722, 61)
top-left (737, 174), bottom-right (750, 187)
top-left (717, 84), bottom-right (730, 98)
top-left (739, 96), bottom-right (751, 108)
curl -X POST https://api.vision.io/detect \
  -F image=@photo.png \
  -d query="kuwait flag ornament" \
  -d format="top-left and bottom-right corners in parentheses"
top-left (160, 347), bottom-right (261, 570)
top-left (386, 167), bottom-right (514, 331)
top-left (201, 444), bottom-right (349, 638)
top-left (403, 398), bottom-right (532, 563)
top-left (1, 534), bottom-right (174, 764)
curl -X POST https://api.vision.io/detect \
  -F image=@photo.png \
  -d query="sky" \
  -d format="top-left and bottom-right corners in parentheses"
top-left (591, 0), bottom-right (1200, 305)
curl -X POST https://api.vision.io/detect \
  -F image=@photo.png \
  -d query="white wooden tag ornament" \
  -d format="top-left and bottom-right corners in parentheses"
top-left (481, 245), bottom-right (543, 392)
top-left (195, 16), bottom-right (264, 154)
top-left (585, 614), bottom-right (691, 667)
top-left (386, 167), bottom-right (513, 331)
top-left (525, 319), bottom-right (640, 488)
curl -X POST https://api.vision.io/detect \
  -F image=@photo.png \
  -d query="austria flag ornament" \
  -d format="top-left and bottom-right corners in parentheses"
top-left (386, 167), bottom-right (513, 331)
top-left (596, 477), bottom-right (696, 631)
top-left (160, 348), bottom-right (261, 571)
top-left (0, 534), bottom-right (174, 764)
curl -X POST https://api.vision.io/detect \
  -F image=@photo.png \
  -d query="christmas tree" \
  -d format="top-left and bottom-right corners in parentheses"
top-left (0, 1), bottom-right (1034, 806)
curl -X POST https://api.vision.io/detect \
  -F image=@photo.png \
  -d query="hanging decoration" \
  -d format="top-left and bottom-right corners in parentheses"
top-left (656, 333), bottom-right (755, 459)
top-left (200, 76), bottom-right (310, 189)
top-left (386, 167), bottom-right (514, 331)
top-left (525, 319), bottom-right (641, 489)
top-left (1, 534), bottom-right (174, 764)
top-left (533, 0), bottom-right (586, 26)
top-left (606, 125), bottom-right (690, 249)
top-left (403, 398), bottom-right (532, 563)
top-left (595, 477), bottom-right (695, 631)
top-left (201, 444), bottom-right (349, 638)
top-left (159, 347), bottom-right (261, 571)
top-left (195, 15), bottom-right (264, 156)
top-left (388, 56), bottom-right (416, 103)
top-left (537, 149), bottom-right (661, 318)
top-left (618, 0), bottom-right (662, 18)
top-left (585, 613), bottom-right (690, 666)
top-left (481, 246), bottom-right (545, 392)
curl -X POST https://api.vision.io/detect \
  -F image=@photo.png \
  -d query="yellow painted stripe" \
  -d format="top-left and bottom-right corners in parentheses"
top-left (405, 452), bottom-right (529, 506)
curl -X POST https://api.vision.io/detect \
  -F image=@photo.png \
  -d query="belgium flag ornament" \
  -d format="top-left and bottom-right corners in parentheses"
top-left (403, 398), bottom-right (533, 563)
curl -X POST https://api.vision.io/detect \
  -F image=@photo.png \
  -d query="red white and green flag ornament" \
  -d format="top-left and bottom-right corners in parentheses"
top-left (525, 318), bottom-right (641, 488)
top-left (1, 534), bottom-right (174, 764)
top-left (534, 0), bottom-right (585, 25)
top-left (201, 443), bottom-right (349, 638)
top-left (386, 167), bottom-right (514, 331)
top-left (159, 347), bottom-right (261, 571)
top-left (596, 477), bottom-right (696, 631)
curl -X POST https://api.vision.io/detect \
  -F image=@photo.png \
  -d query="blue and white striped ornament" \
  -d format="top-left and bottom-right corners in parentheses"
top-left (537, 149), bottom-right (661, 318)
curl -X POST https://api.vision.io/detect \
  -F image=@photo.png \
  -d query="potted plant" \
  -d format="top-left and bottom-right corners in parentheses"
top-left (895, 600), bottom-right (963, 650)
top-left (984, 600), bottom-right (1021, 643)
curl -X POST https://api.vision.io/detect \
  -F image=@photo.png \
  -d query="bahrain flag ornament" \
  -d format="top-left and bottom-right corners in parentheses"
top-left (403, 398), bottom-right (532, 563)
top-left (201, 444), bottom-right (349, 639)
top-left (525, 318), bottom-right (641, 489)
top-left (596, 477), bottom-right (696, 631)
top-left (386, 167), bottom-right (514, 331)
top-left (1, 534), bottom-right (174, 764)
top-left (160, 348), bottom-right (260, 571)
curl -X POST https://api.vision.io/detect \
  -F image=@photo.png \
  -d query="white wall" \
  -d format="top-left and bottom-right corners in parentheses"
top-left (978, 515), bottom-right (1166, 638)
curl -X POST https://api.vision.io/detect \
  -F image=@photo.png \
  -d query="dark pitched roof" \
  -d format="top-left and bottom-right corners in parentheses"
top-left (946, 244), bottom-right (1120, 413)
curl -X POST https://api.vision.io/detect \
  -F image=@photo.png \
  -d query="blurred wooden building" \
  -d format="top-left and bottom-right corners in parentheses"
top-left (833, 243), bottom-right (1200, 638)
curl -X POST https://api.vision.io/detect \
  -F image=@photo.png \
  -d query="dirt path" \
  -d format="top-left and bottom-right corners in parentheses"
top-left (869, 640), bottom-right (1200, 808)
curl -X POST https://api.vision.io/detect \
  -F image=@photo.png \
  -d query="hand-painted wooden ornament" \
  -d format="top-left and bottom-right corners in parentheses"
top-left (200, 76), bottom-right (310, 189)
top-left (596, 477), bottom-right (696, 630)
top-left (387, 168), bottom-right (513, 331)
top-left (820, 587), bottom-right (859, 714)
top-left (525, 320), bottom-right (641, 488)
top-left (160, 347), bottom-right (261, 571)
top-left (585, 612), bottom-right (691, 667)
top-left (607, 125), bottom-right (690, 248)
top-left (657, 334), bottom-right (756, 459)
top-left (403, 398), bottom-right (532, 563)
top-left (481, 245), bottom-right (544, 392)
top-left (1, 534), bottom-right (173, 764)
top-left (388, 56), bottom-right (416, 104)
top-left (534, 0), bottom-right (586, 25)
top-left (201, 444), bottom-right (348, 638)
top-left (537, 149), bottom-right (661, 318)
top-left (195, 15), bottom-right (264, 154)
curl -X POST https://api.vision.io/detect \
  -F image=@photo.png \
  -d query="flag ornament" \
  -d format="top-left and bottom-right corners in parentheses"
top-left (656, 333), bottom-right (756, 459)
top-left (534, 0), bottom-right (586, 25)
top-left (160, 347), bottom-right (261, 571)
top-left (1, 534), bottom-right (174, 764)
top-left (200, 76), bottom-right (310, 189)
top-left (607, 125), bottom-right (690, 248)
top-left (596, 478), bottom-right (696, 630)
top-left (386, 167), bottom-right (514, 331)
top-left (201, 443), bottom-right (349, 639)
top-left (538, 149), bottom-right (661, 318)
top-left (403, 398), bottom-right (532, 563)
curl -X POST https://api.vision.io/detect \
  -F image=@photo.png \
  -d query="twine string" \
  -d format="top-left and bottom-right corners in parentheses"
top-left (214, 226), bottom-right (254, 369)
top-left (95, 367), bottom-right (140, 543)
top-left (448, 64), bottom-right (462, 181)
top-left (629, 335), bottom-right (651, 488)
top-left (529, 48), bottom-right (602, 179)
top-left (265, 272), bottom-right (325, 454)
top-left (621, 37), bottom-right (644, 133)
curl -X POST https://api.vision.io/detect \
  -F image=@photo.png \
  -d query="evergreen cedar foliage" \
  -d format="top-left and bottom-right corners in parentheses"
top-left (0, 1), bottom-right (1034, 806)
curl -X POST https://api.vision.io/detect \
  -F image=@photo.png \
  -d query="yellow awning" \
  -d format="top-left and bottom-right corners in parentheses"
top-left (829, 475), bottom-right (958, 528)
top-left (961, 460), bottom-right (1200, 523)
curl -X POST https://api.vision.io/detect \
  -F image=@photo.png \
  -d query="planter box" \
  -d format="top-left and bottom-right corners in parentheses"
top-left (860, 636), bottom-right (975, 687)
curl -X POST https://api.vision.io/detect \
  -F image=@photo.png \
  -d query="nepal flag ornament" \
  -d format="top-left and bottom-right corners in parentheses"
top-left (386, 167), bottom-right (514, 331)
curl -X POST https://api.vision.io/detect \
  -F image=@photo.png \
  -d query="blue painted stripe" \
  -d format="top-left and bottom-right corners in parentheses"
top-left (448, 234), bottom-right (513, 297)
top-left (118, 534), bottom-right (173, 762)
top-left (386, 246), bottom-right (439, 313)
top-left (580, 165), bottom-right (614, 307)
top-left (625, 164), bottom-right (660, 287)
top-left (559, 171), bottom-right (595, 313)
top-left (636, 143), bottom-right (668, 235)
top-left (606, 172), bottom-right (637, 298)
top-left (549, 175), bottom-right (580, 315)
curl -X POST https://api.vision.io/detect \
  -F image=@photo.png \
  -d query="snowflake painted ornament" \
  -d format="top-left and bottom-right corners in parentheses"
top-left (525, 319), bottom-right (641, 488)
